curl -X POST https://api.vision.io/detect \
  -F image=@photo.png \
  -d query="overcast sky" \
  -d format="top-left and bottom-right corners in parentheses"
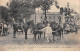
top-left (0, 0), bottom-right (80, 13)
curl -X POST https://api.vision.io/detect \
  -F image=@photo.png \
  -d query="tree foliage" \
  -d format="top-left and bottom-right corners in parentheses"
top-left (39, 0), bottom-right (53, 11)
top-left (8, 0), bottom-right (35, 22)
top-left (8, 0), bottom-right (59, 22)
top-left (0, 6), bottom-right (9, 22)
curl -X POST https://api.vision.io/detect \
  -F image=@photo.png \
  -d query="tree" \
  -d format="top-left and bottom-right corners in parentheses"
top-left (7, 0), bottom-right (59, 39)
top-left (8, 0), bottom-right (38, 39)
top-left (0, 6), bottom-right (9, 22)
top-left (8, 0), bottom-right (35, 23)
top-left (8, 0), bottom-right (59, 22)
top-left (33, 0), bottom-right (59, 19)
top-left (40, 0), bottom-right (53, 19)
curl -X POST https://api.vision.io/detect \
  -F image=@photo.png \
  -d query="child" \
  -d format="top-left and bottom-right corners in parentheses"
top-left (45, 23), bottom-right (53, 43)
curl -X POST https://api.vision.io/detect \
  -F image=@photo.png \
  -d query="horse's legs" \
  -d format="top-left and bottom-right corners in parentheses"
top-left (40, 34), bottom-right (41, 39)
top-left (13, 30), bottom-right (16, 38)
top-left (53, 35), bottom-right (54, 41)
top-left (52, 32), bottom-right (55, 41)
top-left (3, 29), bottom-right (5, 36)
top-left (59, 31), bottom-right (62, 40)
top-left (44, 32), bottom-right (45, 38)
top-left (5, 29), bottom-right (8, 35)
top-left (38, 34), bottom-right (40, 39)
top-left (22, 30), bottom-right (23, 34)
top-left (62, 34), bottom-right (63, 40)
top-left (34, 34), bottom-right (36, 41)
top-left (25, 29), bottom-right (28, 40)
top-left (60, 34), bottom-right (61, 40)
top-left (75, 28), bottom-right (78, 34)
top-left (38, 33), bottom-right (42, 39)
top-left (62, 30), bottom-right (64, 39)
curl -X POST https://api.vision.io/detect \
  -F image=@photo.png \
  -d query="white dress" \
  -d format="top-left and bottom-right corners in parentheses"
top-left (39, 25), bottom-right (52, 37)
top-left (45, 26), bottom-right (52, 37)
top-left (39, 25), bottom-right (53, 42)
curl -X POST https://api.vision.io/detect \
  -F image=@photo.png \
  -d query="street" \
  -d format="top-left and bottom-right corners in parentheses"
top-left (0, 0), bottom-right (80, 51)
top-left (0, 26), bottom-right (80, 51)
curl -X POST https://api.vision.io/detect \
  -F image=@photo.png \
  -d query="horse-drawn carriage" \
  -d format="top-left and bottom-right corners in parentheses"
top-left (63, 15), bottom-right (78, 34)
top-left (63, 23), bottom-right (77, 34)
top-left (12, 18), bottom-right (64, 42)
top-left (16, 23), bottom-right (23, 33)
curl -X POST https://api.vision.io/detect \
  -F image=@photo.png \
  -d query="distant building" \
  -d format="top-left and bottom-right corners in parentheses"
top-left (30, 11), bottom-right (64, 27)
top-left (30, 11), bottom-right (43, 24)
top-left (42, 12), bottom-right (63, 23)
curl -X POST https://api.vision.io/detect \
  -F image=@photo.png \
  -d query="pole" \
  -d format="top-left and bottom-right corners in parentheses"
top-left (35, 8), bottom-right (36, 24)
top-left (45, 8), bottom-right (47, 20)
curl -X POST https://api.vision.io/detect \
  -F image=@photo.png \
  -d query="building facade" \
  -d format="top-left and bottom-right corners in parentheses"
top-left (30, 11), bottom-right (64, 27)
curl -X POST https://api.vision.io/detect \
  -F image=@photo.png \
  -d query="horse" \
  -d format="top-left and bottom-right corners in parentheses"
top-left (13, 23), bottom-right (24, 38)
top-left (13, 21), bottom-right (33, 39)
top-left (13, 20), bottom-right (47, 40)
top-left (31, 23), bottom-right (46, 41)
top-left (50, 22), bottom-right (63, 41)
top-left (63, 23), bottom-right (71, 34)
top-left (13, 20), bottom-right (41, 40)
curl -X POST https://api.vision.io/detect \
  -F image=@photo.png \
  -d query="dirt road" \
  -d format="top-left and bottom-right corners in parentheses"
top-left (0, 28), bottom-right (80, 51)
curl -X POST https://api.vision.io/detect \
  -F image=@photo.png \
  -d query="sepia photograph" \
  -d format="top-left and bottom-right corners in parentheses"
top-left (0, 0), bottom-right (80, 51)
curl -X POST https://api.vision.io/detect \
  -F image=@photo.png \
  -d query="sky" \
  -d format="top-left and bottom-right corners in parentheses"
top-left (0, 0), bottom-right (80, 14)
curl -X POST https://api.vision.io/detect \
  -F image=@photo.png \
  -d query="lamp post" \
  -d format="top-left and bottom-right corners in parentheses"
top-left (35, 8), bottom-right (36, 24)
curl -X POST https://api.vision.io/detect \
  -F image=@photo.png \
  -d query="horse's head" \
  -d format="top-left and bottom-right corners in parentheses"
top-left (37, 23), bottom-right (44, 29)
top-left (28, 20), bottom-right (35, 28)
top-left (50, 22), bottom-right (59, 31)
top-left (23, 20), bottom-right (35, 28)
top-left (30, 22), bottom-right (46, 33)
top-left (50, 22), bottom-right (57, 28)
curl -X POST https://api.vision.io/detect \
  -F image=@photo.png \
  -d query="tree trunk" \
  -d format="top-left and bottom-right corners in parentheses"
top-left (45, 8), bottom-right (47, 19)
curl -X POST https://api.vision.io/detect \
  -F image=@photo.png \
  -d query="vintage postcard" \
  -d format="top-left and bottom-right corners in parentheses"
top-left (0, 0), bottom-right (80, 51)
